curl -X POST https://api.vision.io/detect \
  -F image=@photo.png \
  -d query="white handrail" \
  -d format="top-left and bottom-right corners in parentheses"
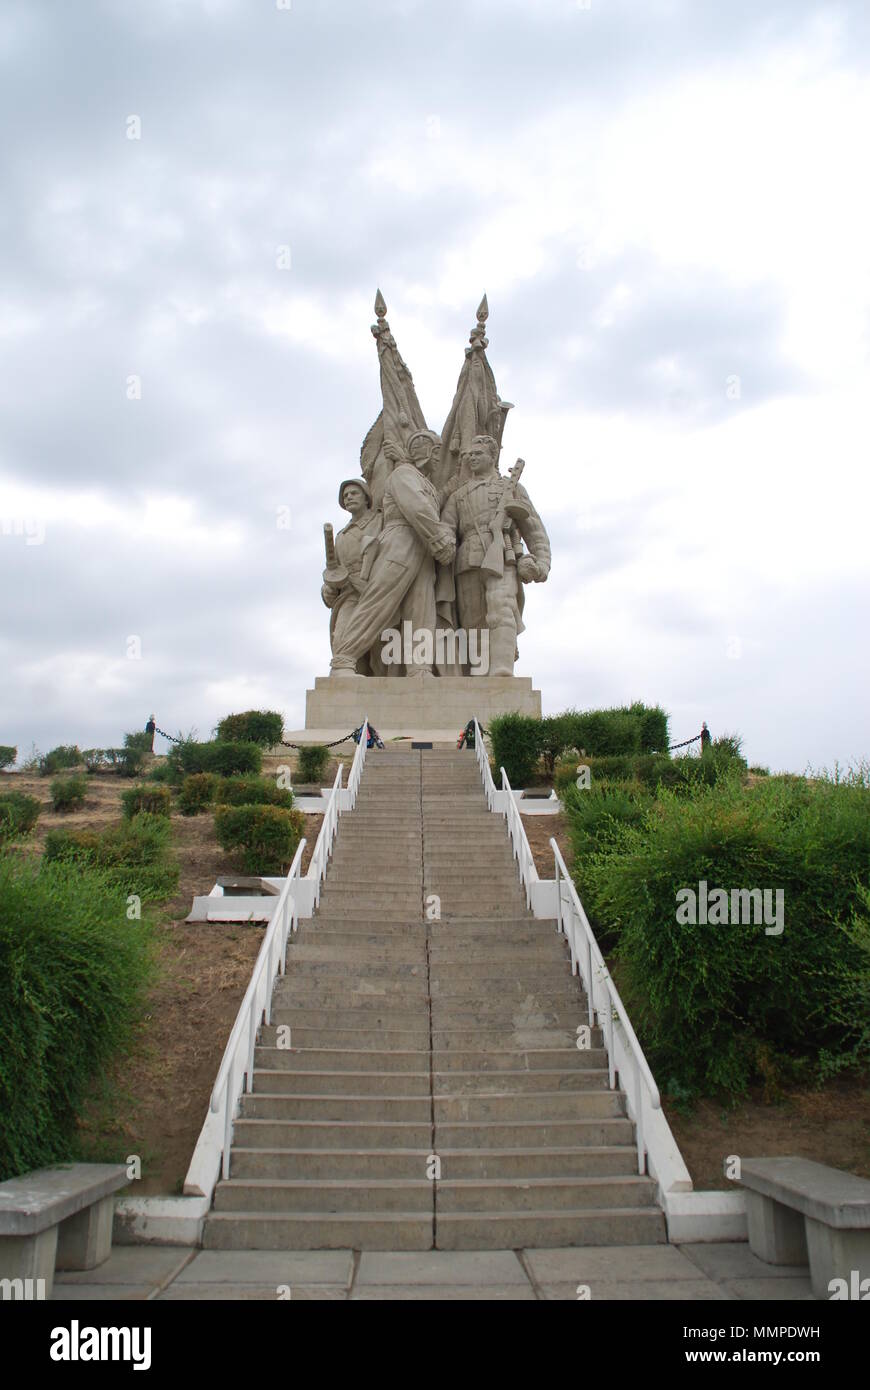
top-left (345, 718), bottom-right (369, 810)
top-left (307, 762), bottom-right (343, 907)
top-left (500, 766), bottom-right (536, 910)
top-left (550, 836), bottom-right (661, 1175)
top-left (472, 717), bottom-right (497, 810)
top-left (208, 837), bottom-right (307, 1181)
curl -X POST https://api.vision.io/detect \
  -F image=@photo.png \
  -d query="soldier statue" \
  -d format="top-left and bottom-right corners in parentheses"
top-left (439, 434), bottom-right (551, 676)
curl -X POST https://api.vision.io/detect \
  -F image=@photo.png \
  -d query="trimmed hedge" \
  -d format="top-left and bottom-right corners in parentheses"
top-left (296, 745), bottom-right (329, 783)
top-left (214, 804), bottom-right (305, 874)
top-left (487, 714), bottom-right (541, 787)
top-left (44, 813), bottom-right (179, 903)
top-left (575, 772), bottom-right (870, 1098)
top-left (178, 772), bottom-right (219, 816)
top-left (490, 704), bottom-right (670, 787)
top-left (215, 710), bottom-right (284, 747)
top-left (168, 739), bottom-right (262, 782)
top-left (0, 746), bottom-right (16, 771)
top-left (120, 784), bottom-right (171, 819)
top-left (51, 774), bottom-right (88, 812)
top-left (215, 775), bottom-right (294, 809)
top-left (0, 792), bottom-right (41, 841)
top-left (0, 855), bottom-right (154, 1181)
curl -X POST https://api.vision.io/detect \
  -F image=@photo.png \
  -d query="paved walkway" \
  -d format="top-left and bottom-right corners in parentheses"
top-left (52, 1243), bottom-right (816, 1300)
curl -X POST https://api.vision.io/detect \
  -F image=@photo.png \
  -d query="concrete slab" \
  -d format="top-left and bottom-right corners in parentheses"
top-left (176, 1250), bottom-right (353, 1285)
top-left (159, 1284), bottom-right (348, 1301)
top-left (54, 1246), bottom-right (192, 1286)
top-left (540, 1280), bottom-right (730, 1301)
top-left (51, 1284), bottom-right (150, 1301)
top-left (357, 1250), bottom-right (527, 1285)
top-left (352, 1284), bottom-right (535, 1300)
top-left (678, 1241), bottom-right (808, 1282)
top-left (726, 1277), bottom-right (816, 1301)
top-left (524, 1244), bottom-right (705, 1283)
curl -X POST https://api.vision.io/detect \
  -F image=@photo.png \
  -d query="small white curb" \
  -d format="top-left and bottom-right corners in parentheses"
top-left (113, 1195), bottom-right (210, 1247)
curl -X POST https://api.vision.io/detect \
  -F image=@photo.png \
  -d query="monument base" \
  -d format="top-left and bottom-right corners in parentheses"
top-left (304, 674), bottom-right (541, 736)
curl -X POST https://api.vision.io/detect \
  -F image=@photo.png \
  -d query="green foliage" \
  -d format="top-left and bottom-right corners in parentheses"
top-left (40, 745), bottom-right (82, 776)
top-left (570, 702), bottom-right (670, 756)
top-left (487, 713), bottom-right (542, 787)
top-left (214, 803), bottom-right (305, 874)
top-left (295, 745), bottom-right (329, 783)
top-left (44, 813), bottom-right (179, 903)
top-left (0, 792), bottom-right (41, 842)
top-left (0, 746), bottom-right (16, 770)
top-left (0, 854), bottom-right (155, 1181)
top-left (120, 784), bottom-right (171, 819)
top-left (215, 710), bottom-right (284, 747)
top-left (117, 731), bottom-right (152, 778)
top-left (167, 739), bottom-right (262, 783)
top-left (147, 761), bottom-right (173, 783)
top-left (178, 772), bottom-right (220, 816)
top-left (575, 773), bottom-right (870, 1099)
top-left (81, 749), bottom-right (108, 773)
top-left (50, 774), bottom-right (88, 812)
top-left (215, 775), bottom-right (294, 808)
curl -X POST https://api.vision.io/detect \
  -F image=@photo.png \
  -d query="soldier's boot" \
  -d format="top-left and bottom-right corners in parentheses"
top-left (488, 624), bottom-right (517, 677)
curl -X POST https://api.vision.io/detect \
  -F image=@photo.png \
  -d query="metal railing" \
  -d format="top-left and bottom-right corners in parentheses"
top-left (551, 837), bottom-right (661, 1175)
top-left (500, 765), bottom-right (537, 910)
top-left (308, 762), bottom-right (343, 908)
top-left (472, 717), bottom-right (497, 810)
top-left (208, 838), bottom-right (307, 1181)
top-left (345, 717), bottom-right (369, 810)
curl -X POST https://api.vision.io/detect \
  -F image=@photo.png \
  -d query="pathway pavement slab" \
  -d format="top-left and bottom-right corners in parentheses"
top-left (540, 1279), bottom-right (730, 1301)
top-left (352, 1284), bottom-right (535, 1300)
top-left (159, 1284), bottom-right (347, 1300)
top-left (357, 1250), bottom-right (527, 1285)
top-left (678, 1241), bottom-right (808, 1282)
top-left (54, 1246), bottom-right (192, 1290)
top-left (524, 1244), bottom-right (706, 1284)
top-left (725, 1277), bottom-right (816, 1301)
top-left (176, 1250), bottom-right (353, 1285)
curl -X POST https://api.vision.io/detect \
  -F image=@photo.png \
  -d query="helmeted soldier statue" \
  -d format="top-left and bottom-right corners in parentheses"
top-left (321, 477), bottom-right (384, 675)
top-left (439, 434), bottom-right (551, 677)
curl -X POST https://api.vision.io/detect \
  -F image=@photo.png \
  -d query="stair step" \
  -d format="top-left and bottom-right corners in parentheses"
top-left (204, 1211), bottom-right (433, 1251)
top-left (435, 1208), bottom-right (667, 1250)
top-left (214, 1178), bottom-right (434, 1213)
top-left (436, 1175), bottom-right (657, 1213)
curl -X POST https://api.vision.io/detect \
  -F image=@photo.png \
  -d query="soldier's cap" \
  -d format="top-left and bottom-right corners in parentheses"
top-left (407, 430), bottom-right (441, 455)
top-left (338, 477), bottom-right (373, 510)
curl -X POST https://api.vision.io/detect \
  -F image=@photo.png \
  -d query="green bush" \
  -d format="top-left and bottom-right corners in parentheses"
top-left (295, 745), bottom-right (329, 784)
top-left (120, 784), bottom-right (171, 819)
top-left (0, 792), bottom-right (41, 841)
top-left (578, 773), bottom-right (870, 1099)
top-left (178, 772), bottom-right (220, 816)
top-left (215, 710), bottom-right (284, 747)
top-left (563, 778), bottom-right (654, 873)
top-left (117, 731), bottom-right (152, 778)
top-left (44, 813), bottom-right (179, 903)
top-left (147, 761), bottom-right (173, 783)
top-left (168, 739), bottom-right (262, 782)
top-left (215, 775), bottom-right (294, 808)
top-left (0, 746), bottom-right (16, 771)
top-left (214, 804), bottom-right (305, 874)
top-left (569, 702), bottom-right (669, 757)
top-left (488, 713), bottom-right (542, 787)
top-left (0, 854), bottom-right (154, 1181)
top-left (81, 749), bottom-right (108, 773)
top-left (50, 774), bottom-right (88, 812)
top-left (40, 745), bottom-right (82, 776)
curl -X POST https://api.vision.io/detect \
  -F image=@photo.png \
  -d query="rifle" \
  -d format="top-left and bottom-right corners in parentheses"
top-left (322, 523), bottom-right (349, 587)
top-left (480, 459), bottom-right (529, 579)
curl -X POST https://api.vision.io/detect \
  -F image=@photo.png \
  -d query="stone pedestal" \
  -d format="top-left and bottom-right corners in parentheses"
top-left (304, 674), bottom-right (541, 736)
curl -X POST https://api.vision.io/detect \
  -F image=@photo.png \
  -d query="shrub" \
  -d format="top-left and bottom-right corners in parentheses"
top-left (488, 714), bottom-right (542, 787)
top-left (0, 792), bottom-right (41, 841)
top-left (40, 745), bottom-right (82, 776)
top-left (563, 778), bottom-right (654, 870)
top-left (178, 772), bottom-right (220, 816)
top-left (578, 773), bottom-right (870, 1099)
top-left (147, 761), bottom-right (173, 783)
top-left (116, 731), bottom-right (152, 778)
top-left (215, 775), bottom-right (294, 808)
top-left (120, 784), bottom-right (171, 819)
top-left (44, 813), bottom-right (179, 902)
top-left (295, 745), bottom-right (329, 784)
top-left (214, 804), bottom-right (305, 874)
top-left (569, 703), bottom-right (669, 757)
top-left (0, 746), bottom-right (16, 771)
top-left (168, 739), bottom-right (262, 782)
top-left (81, 749), bottom-right (108, 773)
top-left (0, 855), bottom-right (154, 1181)
top-left (215, 710), bottom-right (284, 747)
top-left (538, 715), bottom-right (577, 777)
top-left (50, 774), bottom-right (88, 812)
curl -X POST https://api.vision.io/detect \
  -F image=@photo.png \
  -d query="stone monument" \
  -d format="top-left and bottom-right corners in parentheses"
top-left (304, 292), bottom-right (550, 735)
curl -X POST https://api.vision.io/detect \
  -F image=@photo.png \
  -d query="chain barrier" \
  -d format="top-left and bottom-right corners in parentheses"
top-left (280, 731), bottom-right (359, 750)
top-left (668, 733), bottom-right (703, 751)
top-left (154, 726), bottom-right (182, 744)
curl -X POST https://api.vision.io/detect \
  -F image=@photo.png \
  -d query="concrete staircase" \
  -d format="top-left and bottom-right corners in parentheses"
top-left (204, 747), bottom-right (665, 1251)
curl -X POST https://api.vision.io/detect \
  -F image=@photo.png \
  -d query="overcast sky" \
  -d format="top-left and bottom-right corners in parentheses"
top-left (1, 0), bottom-right (868, 772)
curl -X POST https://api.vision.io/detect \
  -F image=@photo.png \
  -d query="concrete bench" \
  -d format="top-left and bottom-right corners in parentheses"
top-left (740, 1156), bottom-right (870, 1299)
top-left (0, 1163), bottom-right (128, 1299)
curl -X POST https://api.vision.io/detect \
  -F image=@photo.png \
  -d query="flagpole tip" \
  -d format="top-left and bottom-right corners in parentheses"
top-left (477, 293), bottom-right (489, 323)
top-left (374, 289), bottom-right (387, 319)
